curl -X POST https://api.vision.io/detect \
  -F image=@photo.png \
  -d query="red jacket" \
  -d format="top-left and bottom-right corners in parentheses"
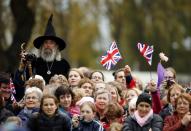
top-left (152, 91), bottom-right (162, 114)
top-left (163, 113), bottom-right (191, 131)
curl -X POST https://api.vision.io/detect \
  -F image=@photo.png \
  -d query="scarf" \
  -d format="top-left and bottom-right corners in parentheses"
top-left (134, 109), bottom-right (153, 127)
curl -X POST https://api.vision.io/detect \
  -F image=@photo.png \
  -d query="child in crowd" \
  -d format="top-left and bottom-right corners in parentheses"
top-left (72, 101), bottom-right (104, 131)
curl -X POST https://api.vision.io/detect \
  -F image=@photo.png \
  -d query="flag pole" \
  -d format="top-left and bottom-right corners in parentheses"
top-left (149, 66), bottom-right (153, 80)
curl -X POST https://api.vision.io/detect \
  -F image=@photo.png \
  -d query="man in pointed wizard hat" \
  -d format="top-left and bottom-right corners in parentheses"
top-left (14, 14), bottom-right (70, 88)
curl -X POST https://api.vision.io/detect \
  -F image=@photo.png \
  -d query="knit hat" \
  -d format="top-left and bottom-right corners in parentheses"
top-left (136, 93), bottom-right (152, 107)
top-left (76, 97), bottom-right (94, 106)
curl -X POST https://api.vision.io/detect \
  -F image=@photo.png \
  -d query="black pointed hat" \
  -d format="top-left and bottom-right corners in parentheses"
top-left (33, 14), bottom-right (66, 50)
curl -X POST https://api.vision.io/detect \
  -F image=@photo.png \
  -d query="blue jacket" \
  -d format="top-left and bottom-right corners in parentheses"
top-left (72, 120), bottom-right (104, 131)
top-left (17, 107), bottom-right (39, 126)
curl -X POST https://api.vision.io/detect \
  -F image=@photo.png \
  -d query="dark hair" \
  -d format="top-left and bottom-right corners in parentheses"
top-left (90, 71), bottom-right (105, 81)
top-left (54, 85), bottom-right (74, 101)
top-left (112, 68), bottom-right (124, 79)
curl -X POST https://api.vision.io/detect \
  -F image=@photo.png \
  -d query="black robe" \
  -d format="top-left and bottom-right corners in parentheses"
top-left (13, 57), bottom-right (70, 100)
top-left (33, 57), bottom-right (70, 84)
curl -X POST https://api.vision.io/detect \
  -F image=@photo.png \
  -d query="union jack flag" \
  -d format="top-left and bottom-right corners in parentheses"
top-left (137, 42), bottom-right (154, 66)
top-left (101, 41), bottom-right (122, 70)
top-left (10, 78), bottom-right (16, 94)
top-left (10, 78), bottom-right (17, 103)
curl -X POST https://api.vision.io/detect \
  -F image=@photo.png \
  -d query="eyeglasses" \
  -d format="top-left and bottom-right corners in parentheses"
top-left (92, 76), bottom-right (102, 80)
top-left (26, 96), bottom-right (38, 100)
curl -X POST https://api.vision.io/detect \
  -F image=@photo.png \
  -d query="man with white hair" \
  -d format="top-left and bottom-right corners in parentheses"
top-left (14, 15), bottom-right (70, 85)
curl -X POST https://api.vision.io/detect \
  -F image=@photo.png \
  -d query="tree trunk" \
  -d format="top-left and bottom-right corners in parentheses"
top-left (1, 0), bottom-right (35, 73)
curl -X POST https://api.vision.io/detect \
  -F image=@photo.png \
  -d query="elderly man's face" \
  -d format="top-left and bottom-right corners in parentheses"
top-left (43, 40), bottom-right (57, 54)
top-left (41, 39), bottom-right (58, 61)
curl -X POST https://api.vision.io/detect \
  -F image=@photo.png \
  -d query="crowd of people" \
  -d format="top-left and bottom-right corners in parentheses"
top-left (0, 15), bottom-right (191, 131)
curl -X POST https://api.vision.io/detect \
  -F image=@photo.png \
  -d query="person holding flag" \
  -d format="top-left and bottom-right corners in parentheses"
top-left (0, 72), bottom-right (20, 115)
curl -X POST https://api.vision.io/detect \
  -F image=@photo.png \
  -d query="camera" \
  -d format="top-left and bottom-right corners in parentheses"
top-left (166, 80), bottom-right (175, 87)
top-left (25, 54), bottom-right (36, 61)
top-left (78, 115), bottom-right (84, 121)
top-left (185, 87), bottom-right (191, 94)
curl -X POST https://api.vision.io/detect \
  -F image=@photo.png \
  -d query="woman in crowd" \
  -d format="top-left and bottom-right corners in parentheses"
top-left (163, 93), bottom-right (191, 131)
top-left (72, 101), bottom-right (104, 131)
top-left (106, 84), bottom-right (121, 103)
top-left (122, 93), bottom-right (163, 131)
top-left (94, 89), bottom-right (111, 128)
top-left (68, 68), bottom-right (84, 89)
top-left (159, 83), bottom-right (184, 120)
top-left (55, 85), bottom-right (80, 118)
top-left (94, 81), bottom-right (106, 92)
top-left (90, 71), bottom-right (104, 83)
top-left (17, 87), bottom-right (43, 126)
top-left (27, 95), bottom-right (71, 131)
top-left (159, 67), bottom-right (177, 104)
top-left (78, 78), bottom-right (95, 97)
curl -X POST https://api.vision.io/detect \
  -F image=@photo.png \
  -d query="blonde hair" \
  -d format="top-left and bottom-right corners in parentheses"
top-left (123, 88), bottom-right (141, 99)
top-left (69, 68), bottom-right (84, 79)
top-left (167, 83), bottom-right (184, 103)
top-left (72, 88), bottom-right (85, 104)
top-left (49, 74), bottom-right (68, 86)
top-left (80, 101), bottom-right (96, 113)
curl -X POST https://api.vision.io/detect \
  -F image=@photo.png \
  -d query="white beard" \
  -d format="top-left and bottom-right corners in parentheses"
top-left (40, 46), bottom-right (61, 62)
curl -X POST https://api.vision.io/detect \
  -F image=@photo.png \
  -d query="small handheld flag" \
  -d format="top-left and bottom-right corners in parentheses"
top-left (10, 78), bottom-right (16, 94)
top-left (10, 78), bottom-right (17, 103)
top-left (137, 42), bottom-right (154, 66)
top-left (100, 41), bottom-right (122, 70)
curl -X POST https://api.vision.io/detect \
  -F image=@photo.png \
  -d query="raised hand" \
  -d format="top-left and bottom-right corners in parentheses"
top-left (124, 65), bottom-right (132, 76)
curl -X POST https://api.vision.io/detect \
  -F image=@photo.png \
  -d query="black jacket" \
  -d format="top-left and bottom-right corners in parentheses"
top-left (72, 120), bottom-right (104, 131)
top-left (27, 112), bottom-right (71, 131)
top-left (0, 107), bottom-right (14, 124)
top-left (159, 104), bottom-right (173, 120)
top-left (122, 114), bottom-right (163, 131)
